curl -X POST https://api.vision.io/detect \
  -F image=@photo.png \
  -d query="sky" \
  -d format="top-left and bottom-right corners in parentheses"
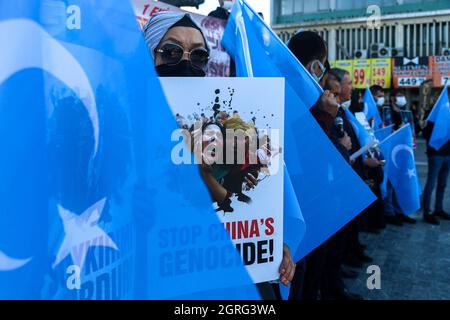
top-left (181, 0), bottom-right (271, 24)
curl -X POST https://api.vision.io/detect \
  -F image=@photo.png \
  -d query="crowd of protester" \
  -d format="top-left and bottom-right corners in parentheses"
top-left (142, 1), bottom-right (450, 300)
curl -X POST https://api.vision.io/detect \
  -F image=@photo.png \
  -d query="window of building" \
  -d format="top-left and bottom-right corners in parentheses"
top-left (304, 0), bottom-right (318, 13)
top-left (367, 0), bottom-right (383, 5)
top-left (318, 0), bottom-right (331, 11)
top-left (281, 0), bottom-right (294, 15)
top-left (353, 0), bottom-right (367, 9)
top-left (336, 0), bottom-right (354, 10)
top-left (381, 0), bottom-right (396, 6)
top-left (294, 0), bottom-right (304, 13)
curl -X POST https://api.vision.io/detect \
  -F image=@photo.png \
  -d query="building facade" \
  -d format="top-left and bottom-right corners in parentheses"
top-left (271, 0), bottom-right (450, 61)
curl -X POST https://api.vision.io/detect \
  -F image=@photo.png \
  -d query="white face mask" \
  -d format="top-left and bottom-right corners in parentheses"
top-left (395, 96), bottom-right (407, 107)
top-left (341, 100), bottom-right (351, 110)
top-left (310, 60), bottom-right (326, 83)
top-left (376, 97), bottom-right (385, 107)
top-left (223, 1), bottom-right (233, 10)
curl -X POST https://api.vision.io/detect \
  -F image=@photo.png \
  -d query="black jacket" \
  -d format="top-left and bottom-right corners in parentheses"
top-left (338, 108), bottom-right (367, 179)
top-left (310, 104), bottom-right (350, 162)
top-left (388, 105), bottom-right (404, 131)
top-left (208, 7), bottom-right (230, 21)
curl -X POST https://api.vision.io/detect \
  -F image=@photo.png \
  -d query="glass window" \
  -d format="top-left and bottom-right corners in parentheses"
top-left (318, 0), bottom-right (330, 11)
top-left (336, 0), bottom-right (354, 10)
top-left (354, 0), bottom-right (367, 9)
top-left (294, 0), bottom-right (304, 13)
top-left (368, 0), bottom-right (383, 5)
top-left (281, 0), bottom-right (294, 15)
top-left (304, 0), bottom-right (317, 13)
top-left (381, 0), bottom-right (396, 6)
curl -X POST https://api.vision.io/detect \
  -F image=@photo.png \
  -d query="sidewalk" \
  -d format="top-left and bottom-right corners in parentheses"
top-left (344, 138), bottom-right (450, 300)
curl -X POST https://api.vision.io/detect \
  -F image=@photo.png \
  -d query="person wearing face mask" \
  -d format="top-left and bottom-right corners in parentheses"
top-left (347, 90), bottom-right (386, 233)
top-left (144, 12), bottom-right (210, 78)
top-left (332, 68), bottom-right (388, 268)
top-left (287, 33), bottom-right (365, 300)
top-left (369, 86), bottom-right (410, 226)
top-left (208, 0), bottom-right (233, 21)
top-left (370, 85), bottom-right (386, 113)
top-left (388, 89), bottom-right (408, 131)
top-left (381, 89), bottom-right (417, 226)
top-left (288, 31), bottom-right (339, 134)
top-left (311, 68), bottom-right (374, 300)
top-left (144, 11), bottom-right (296, 300)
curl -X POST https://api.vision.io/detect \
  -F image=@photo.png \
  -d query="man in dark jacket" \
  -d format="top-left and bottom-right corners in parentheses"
top-left (422, 121), bottom-right (450, 225)
top-left (208, 0), bottom-right (231, 20)
top-left (287, 31), bottom-right (363, 300)
top-left (382, 89), bottom-right (418, 225)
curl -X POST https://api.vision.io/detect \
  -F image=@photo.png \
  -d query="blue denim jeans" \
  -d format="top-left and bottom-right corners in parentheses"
top-left (423, 155), bottom-right (450, 212)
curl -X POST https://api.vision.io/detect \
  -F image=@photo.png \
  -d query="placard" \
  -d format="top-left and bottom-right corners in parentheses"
top-left (160, 77), bottom-right (285, 283)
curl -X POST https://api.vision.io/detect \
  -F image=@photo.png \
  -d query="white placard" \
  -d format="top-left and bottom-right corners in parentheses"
top-left (160, 77), bottom-right (285, 283)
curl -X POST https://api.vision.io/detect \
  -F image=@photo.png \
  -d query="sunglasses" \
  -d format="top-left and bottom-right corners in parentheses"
top-left (155, 43), bottom-right (209, 70)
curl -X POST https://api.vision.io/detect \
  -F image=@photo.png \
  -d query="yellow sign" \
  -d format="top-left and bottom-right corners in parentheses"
top-left (329, 59), bottom-right (392, 89)
top-left (352, 59), bottom-right (371, 89)
top-left (371, 58), bottom-right (392, 89)
top-left (333, 60), bottom-right (354, 76)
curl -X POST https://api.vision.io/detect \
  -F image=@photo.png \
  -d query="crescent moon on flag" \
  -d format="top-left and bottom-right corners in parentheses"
top-left (391, 144), bottom-right (414, 168)
top-left (0, 19), bottom-right (99, 156)
top-left (0, 251), bottom-right (32, 271)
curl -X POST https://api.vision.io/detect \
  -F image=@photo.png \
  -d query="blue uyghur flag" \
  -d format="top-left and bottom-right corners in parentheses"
top-left (345, 108), bottom-right (373, 148)
top-left (222, 0), bottom-right (375, 260)
top-left (379, 125), bottom-right (421, 215)
top-left (0, 0), bottom-right (258, 300)
top-left (374, 125), bottom-right (394, 142)
top-left (427, 84), bottom-right (450, 150)
top-left (363, 87), bottom-right (383, 129)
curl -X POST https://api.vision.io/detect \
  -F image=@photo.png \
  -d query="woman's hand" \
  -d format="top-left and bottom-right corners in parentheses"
top-left (279, 244), bottom-right (296, 286)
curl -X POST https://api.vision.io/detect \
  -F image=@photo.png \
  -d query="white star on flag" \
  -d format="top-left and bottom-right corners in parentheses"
top-left (53, 198), bottom-right (118, 271)
top-left (407, 168), bottom-right (417, 178)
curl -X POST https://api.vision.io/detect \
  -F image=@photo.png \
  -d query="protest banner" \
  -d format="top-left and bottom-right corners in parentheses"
top-left (132, 0), bottom-right (231, 77)
top-left (160, 77), bottom-right (285, 283)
